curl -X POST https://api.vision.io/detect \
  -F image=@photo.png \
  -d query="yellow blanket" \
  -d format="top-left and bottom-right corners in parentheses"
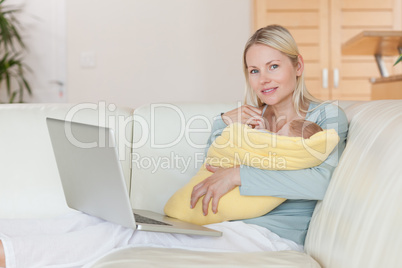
top-left (164, 123), bottom-right (340, 225)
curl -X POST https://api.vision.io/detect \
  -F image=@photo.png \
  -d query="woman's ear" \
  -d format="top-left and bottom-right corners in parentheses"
top-left (296, 55), bottom-right (304, 76)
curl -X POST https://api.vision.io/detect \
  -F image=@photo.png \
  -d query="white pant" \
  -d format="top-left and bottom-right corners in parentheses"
top-left (0, 211), bottom-right (302, 268)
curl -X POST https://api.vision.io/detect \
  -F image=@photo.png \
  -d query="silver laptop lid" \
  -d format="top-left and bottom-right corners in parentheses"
top-left (46, 118), bottom-right (136, 229)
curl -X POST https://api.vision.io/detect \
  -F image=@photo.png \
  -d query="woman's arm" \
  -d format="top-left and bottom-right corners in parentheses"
top-left (239, 156), bottom-right (339, 200)
top-left (190, 164), bottom-right (241, 215)
top-left (240, 103), bottom-right (349, 200)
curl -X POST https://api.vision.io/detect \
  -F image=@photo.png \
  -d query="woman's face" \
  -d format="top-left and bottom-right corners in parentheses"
top-left (245, 44), bottom-right (303, 107)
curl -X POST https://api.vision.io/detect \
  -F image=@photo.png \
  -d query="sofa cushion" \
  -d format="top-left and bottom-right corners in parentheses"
top-left (305, 100), bottom-right (402, 268)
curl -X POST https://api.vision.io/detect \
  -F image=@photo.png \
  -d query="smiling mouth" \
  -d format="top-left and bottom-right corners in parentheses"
top-left (261, 87), bottom-right (277, 94)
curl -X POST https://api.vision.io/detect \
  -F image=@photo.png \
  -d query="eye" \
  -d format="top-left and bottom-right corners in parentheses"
top-left (270, 64), bottom-right (279, 70)
top-left (250, 69), bottom-right (259, 74)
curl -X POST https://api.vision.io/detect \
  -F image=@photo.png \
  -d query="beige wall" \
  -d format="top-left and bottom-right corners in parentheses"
top-left (66, 0), bottom-right (252, 108)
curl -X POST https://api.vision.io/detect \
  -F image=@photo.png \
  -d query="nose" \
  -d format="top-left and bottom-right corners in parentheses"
top-left (259, 70), bottom-right (271, 84)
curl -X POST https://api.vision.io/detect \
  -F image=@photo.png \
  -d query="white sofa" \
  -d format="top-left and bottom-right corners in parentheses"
top-left (1, 100), bottom-right (401, 267)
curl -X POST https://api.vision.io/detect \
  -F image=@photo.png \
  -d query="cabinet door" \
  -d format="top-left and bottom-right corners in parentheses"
top-left (253, 0), bottom-right (330, 100)
top-left (330, 0), bottom-right (402, 100)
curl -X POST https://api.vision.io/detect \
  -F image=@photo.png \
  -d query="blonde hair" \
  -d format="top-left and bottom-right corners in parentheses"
top-left (289, 119), bottom-right (323, 139)
top-left (243, 25), bottom-right (321, 115)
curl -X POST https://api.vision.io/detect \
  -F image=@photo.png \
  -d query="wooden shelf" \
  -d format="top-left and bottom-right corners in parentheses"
top-left (342, 31), bottom-right (402, 56)
top-left (371, 74), bottom-right (402, 84)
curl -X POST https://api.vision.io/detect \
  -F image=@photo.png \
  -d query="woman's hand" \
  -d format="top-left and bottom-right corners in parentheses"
top-left (190, 164), bottom-right (241, 216)
top-left (222, 105), bottom-right (264, 128)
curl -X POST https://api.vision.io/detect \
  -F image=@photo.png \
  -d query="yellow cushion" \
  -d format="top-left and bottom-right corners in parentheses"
top-left (164, 123), bottom-right (340, 225)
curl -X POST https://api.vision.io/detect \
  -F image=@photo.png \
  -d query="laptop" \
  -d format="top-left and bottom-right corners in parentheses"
top-left (46, 117), bottom-right (221, 237)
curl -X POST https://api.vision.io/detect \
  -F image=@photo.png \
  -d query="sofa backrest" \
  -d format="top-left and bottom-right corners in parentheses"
top-left (0, 103), bottom-right (133, 218)
top-left (130, 102), bottom-right (237, 213)
top-left (305, 100), bottom-right (402, 268)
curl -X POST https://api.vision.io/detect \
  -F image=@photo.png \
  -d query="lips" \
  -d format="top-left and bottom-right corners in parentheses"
top-left (261, 87), bottom-right (277, 94)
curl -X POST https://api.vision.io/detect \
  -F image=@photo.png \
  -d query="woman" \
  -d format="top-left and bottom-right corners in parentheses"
top-left (190, 24), bottom-right (348, 245)
top-left (0, 25), bottom-right (348, 267)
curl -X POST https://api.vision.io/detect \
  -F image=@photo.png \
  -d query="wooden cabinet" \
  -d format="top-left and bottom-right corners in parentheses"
top-left (253, 0), bottom-right (402, 100)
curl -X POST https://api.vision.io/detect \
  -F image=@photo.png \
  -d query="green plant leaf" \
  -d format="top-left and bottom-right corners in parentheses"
top-left (22, 76), bottom-right (31, 94)
top-left (394, 54), bottom-right (402, 66)
top-left (5, 72), bottom-right (10, 95)
top-left (9, 21), bottom-right (25, 49)
top-left (9, 90), bottom-right (17, 103)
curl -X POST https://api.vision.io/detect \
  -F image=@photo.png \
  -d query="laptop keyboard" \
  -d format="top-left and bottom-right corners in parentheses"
top-left (134, 213), bottom-right (172, 226)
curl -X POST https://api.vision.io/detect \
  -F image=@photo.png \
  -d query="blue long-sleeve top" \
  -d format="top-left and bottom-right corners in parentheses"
top-left (205, 102), bottom-right (349, 245)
